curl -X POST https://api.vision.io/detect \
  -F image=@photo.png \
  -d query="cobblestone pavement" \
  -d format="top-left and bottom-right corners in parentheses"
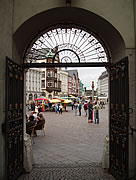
top-left (19, 163), bottom-right (115, 180)
top-left (19, 105), bottom-right (115, 179)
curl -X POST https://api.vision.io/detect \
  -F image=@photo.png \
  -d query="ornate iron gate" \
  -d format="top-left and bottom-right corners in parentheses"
top-left (5, 57), bottom-right (24, 180)
top-left (110, 57), bottom-right (129, 180)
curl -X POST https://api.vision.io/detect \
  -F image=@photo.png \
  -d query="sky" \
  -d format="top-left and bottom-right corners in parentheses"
top-left (66, 67), bottom-right (106, 90)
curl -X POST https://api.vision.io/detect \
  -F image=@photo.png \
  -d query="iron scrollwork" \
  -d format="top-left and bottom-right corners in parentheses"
top-left (5, 57), bottom-right (24, 180)
top-left (110, 57), bottom-right (129, 180)
top-left (24, 25), bottom-right (108, 65)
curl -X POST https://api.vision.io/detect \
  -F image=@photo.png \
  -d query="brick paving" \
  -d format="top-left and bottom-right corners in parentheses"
top-left (19, 105), bottom-right (115, 179)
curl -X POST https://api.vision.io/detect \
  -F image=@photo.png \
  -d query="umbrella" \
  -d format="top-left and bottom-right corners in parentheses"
top-left (49, 99), bottom-right (61, 103)
top-left (34, 98), bottom-right (49, 101)
top-left (54, 98), bottom-right (64, 102)
top-left (69, 95), bottom-right (75, 97)
top-left (62, 100), bottom-right (72, 104)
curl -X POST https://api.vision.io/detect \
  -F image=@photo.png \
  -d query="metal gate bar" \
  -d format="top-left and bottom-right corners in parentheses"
top-left (110, 57), bottom-right (129, 180)
top-left (5, 57), bottom-right (24, 180)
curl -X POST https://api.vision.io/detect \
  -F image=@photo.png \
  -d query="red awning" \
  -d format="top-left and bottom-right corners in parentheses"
top-left (34, 98), bottom-right (49, 101)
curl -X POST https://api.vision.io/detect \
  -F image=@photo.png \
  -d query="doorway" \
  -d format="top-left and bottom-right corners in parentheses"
top-left (9, 7), bottom-right (129, 179)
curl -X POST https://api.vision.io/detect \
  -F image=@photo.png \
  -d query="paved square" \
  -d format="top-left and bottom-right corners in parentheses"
top-left (19, 105), bottom-right (115, 179)
top-left (33, 105), bottom-right (109, 165)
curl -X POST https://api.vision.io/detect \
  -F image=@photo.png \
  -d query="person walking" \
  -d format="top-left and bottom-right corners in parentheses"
top-left (71, 101), bottom-right (74, 110)
top-left (83, 103), bottom-right (88, 117)
top-left (64, 103), bottom-right (67, 112)
top-left (87, 98), bottom-right (93, 123)
top-left (93, 101), bottom-right (100, 124)
top-left (59, 104), bottom-right (63, 114)
top-left (74, 102), bottom-right (78, 116)
top-left (78, 102), bottom-right (82, 116)
top-left (55, 103), bottom-right (58, 113)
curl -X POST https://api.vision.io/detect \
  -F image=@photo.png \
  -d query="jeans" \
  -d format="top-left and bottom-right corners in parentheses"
top-left (84, 110), bottom-right (87, 116)
top-left (75, 109), bottom-right (77, 116)
top-left (94, 111), bottom-right (99, 123)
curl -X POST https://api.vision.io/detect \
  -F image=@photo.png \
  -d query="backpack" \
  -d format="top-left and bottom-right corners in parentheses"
top-left (84, 104), bottom-right (88, 110)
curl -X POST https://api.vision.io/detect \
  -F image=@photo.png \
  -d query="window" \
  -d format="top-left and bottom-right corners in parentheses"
top-left (50, 71), bottom-right (53, 77)
top-left (41, 80), bottom-right (45, 88)
top-left (47, 71), bottom-right (50, 77)
top-left (47, 81), bottom-right (52, 87)
top-left (42, 71), bottom-right (45, 78)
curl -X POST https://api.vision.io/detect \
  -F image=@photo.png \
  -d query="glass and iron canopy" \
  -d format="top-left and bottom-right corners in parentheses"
top-left (24, 25), bottom-right (108, 65)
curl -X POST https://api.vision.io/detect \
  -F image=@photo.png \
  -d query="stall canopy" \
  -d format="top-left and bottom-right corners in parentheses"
top-left (62, 100), bottom-right (72, 104)
top-left (49, 99), bottom-right (61, 103)
top-left (34, 98), bottom-right (49, 101)
top-left (57, 96), bottom-right (79, 100)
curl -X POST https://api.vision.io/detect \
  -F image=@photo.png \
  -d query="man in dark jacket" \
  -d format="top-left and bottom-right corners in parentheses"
top-left (87, 99), bottom-right (93, 123)
top-left (79, 102), bottom-right (82, 116)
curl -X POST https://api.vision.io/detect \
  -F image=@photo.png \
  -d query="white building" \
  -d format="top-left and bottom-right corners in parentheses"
top-left (59, 70), bottom-right (68, 97)
top-left (97, 71), bottom-right (108, 97)
top-left (26, 68), bottom-right (42, 103)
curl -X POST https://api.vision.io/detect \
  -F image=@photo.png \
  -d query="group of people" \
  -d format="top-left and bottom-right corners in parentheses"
top-left (72, 98), bottom-right (100, 124)
top-left (52, 103), bottom-right (67, 114)
top-left (26, 111), bottom-right (45, 136)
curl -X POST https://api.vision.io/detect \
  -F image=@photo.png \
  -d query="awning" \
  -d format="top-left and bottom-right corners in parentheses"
top-left (49, 99), bottom-right (61, 103)
top-left (69, 95), bottom-right (75, 97)
top-left (34, 98), bottom-right (49, 101)
top-left (62, 100), bottom-right (72, 104)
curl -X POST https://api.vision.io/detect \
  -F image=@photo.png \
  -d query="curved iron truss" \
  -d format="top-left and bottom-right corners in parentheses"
top-left (24, 25), bottom-right (108, 65)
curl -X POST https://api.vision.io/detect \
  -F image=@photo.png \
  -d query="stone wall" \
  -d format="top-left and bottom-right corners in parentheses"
top-left (0, 0), bottom-right (13, 179)
top-left (13, 0), bottom-right (134, 49)
top-left (128, 1), bottom-right (136, 177)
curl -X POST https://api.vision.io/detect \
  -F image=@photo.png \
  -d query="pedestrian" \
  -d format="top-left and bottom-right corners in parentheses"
top-left (38, 104), bottom-right (42, 114)
top-left (55, 103), bottom-right (58, 113)
top-left (93, 101), bottom-right (100, 124)
top-left (74, 101), bottom-right (78, 116)
top-left (64, 103), bottom-right (67, 112)
top-left (87, 98), bottom-right (93, 123)
top-left (78, 102), bottom-right (82, 116)
top-left (43, 101), bottom-right (47, 111)
top-left (59, 104), bottom-right (63, 114)
top-left (83, 103), bottom-right (88, 117)
top-left (71, 101), bottom-right (74, 110)
top-left (57, 103), bottom-right (60, 112)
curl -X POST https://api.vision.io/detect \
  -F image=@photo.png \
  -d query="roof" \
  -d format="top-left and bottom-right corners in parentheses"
top-left (98, 71), bottom-right (108, 80)
top-left (27, 48), bottom-right (56, 60)
top-left (66, 70), bottom-right (79, 79)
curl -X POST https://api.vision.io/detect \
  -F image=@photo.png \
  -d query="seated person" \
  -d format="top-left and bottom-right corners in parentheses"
top-left (35, 113), bottom-right (45, 130)
top-left (26, 113), bottom-right (36, 135)
top-left (32, 111), bottom-right (37, 120)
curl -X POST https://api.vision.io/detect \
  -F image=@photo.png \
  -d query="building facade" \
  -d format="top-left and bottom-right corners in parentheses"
top-left (36, 49), bottom-right (62, 99)
top-left (67, 70), bottom-right (80, 97)
top-left (59, 70), bottom-right (68, 97)
top-left (25, 68), bottom-right (42, 103)
top-left (97, 71), bottom-right (108, 97)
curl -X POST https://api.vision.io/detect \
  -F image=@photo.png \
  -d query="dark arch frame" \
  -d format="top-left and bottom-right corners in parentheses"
top-left (53, 49), bottom-right (81, 63)
top-left (13, 7), bottom-right (126, 65)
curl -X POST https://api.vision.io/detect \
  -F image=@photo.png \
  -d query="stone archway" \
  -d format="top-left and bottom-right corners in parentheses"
top-left (12, 6), bottom-right (130, 180)
top-left (13, 7), bottom-right (126, 63)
